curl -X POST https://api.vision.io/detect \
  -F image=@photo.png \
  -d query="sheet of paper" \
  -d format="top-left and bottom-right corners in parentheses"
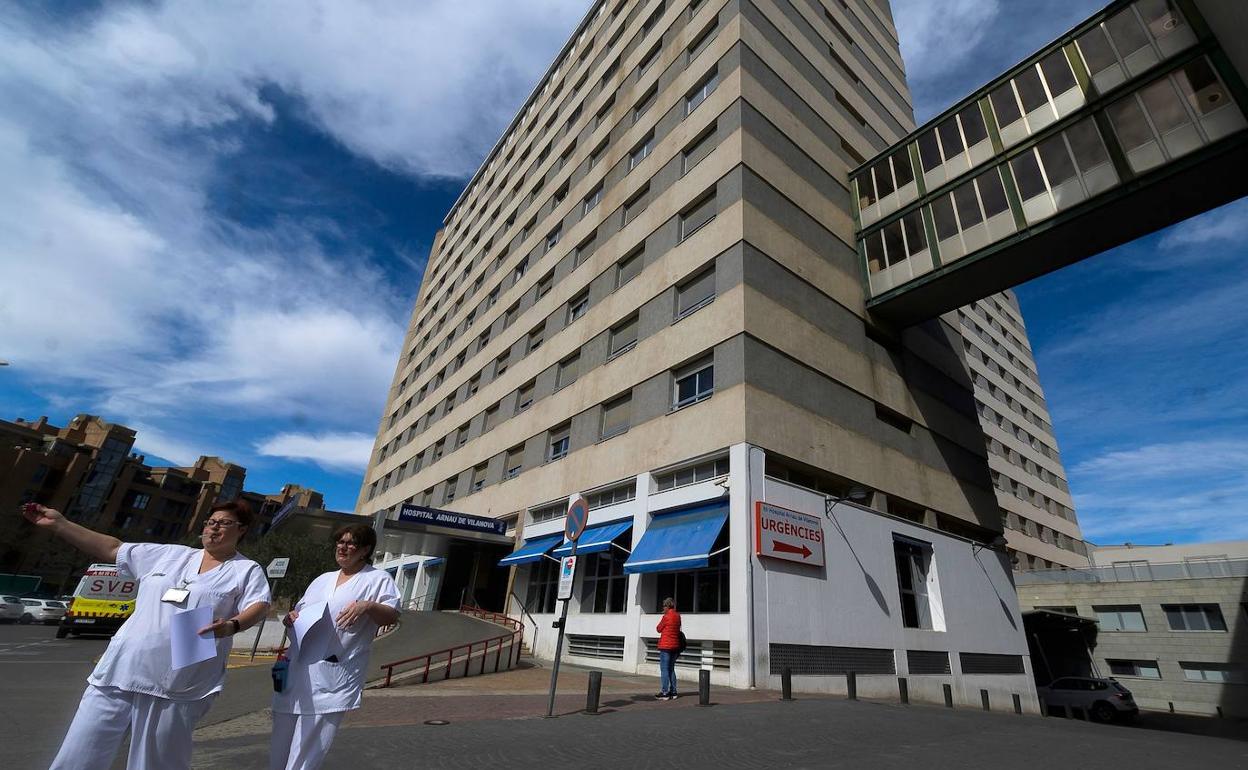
top-left (291, 601), bottom-right (332, 664)
top-left (170, 605), bottom-right (217, 670)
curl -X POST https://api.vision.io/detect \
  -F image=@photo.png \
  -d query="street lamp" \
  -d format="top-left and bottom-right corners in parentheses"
top-left (824, 485), bottom-right (870, 519)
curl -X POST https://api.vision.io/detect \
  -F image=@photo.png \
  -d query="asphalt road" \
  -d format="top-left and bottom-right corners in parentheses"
top-left (0, 622), bottom-right (110, 769)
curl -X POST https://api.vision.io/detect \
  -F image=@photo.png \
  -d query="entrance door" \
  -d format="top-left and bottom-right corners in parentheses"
top-left (435, 540), bottom-right (515, 611)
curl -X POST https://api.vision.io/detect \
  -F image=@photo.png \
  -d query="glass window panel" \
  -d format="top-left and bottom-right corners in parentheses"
top-left (976, 168), bottom-right (1009, 218)
top-left (1140, 77), bottom-right (1190, 133)
top-left (1014, 66), bottom-right (1049, 112)
top-left (931, 196), bottom-right (959, 240)
top-left (1136, 0), bottom-right (1186, 40)
top-left (952, 180), bottom-right (983, 228)
top-left (1108, 96), bottom-right (1156, 151)
top-left (959, 103), bottom-right (988, 146)
top-left (891, 148), bottom-right (914, 188)
top-left (856, 171), bottom-right (877, 208)
top-left (677, 269), bottom-right (716, 315)
top-left (873, 158), bottom-right (895, 197)
top-left (990, 82), bottom-right (1022, 126)
top-left (937, 115), bottom-right (965, 159)
top-left (865, 231), bottom-right (885, 273)
top-left (1040, 49), bottom-right (1077, 95)
top-left (1105, 8), bottom-right (1149, 57)
top-left (1077, 26), bottom-right (1118, 76)
top-left (1036, 134), bottom-right (1077, 186)
top-left (917, 130), bottom-right (942, 172)
top-left (1178, 57), bottom-right (1225, 116)
top-left (610, 316), bottom-right (638, 354)
top-left (902, 210), bottom-right (927, 255)
top-left (1066, 118), bottom-right (1111, 170)
top-left (1011, 150), bottom-right (1048, 200)
top-left (883, 220), bottom-right (906, 266)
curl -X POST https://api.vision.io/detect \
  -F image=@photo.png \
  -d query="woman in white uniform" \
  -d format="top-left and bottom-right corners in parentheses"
top-left (271, 522), bottom-right (399, 770)
top-left (23, 500), bottom-right (271, 770)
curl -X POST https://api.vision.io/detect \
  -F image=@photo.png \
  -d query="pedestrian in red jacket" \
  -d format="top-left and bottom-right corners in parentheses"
top-left (656, 597), bottom-right (681, 700)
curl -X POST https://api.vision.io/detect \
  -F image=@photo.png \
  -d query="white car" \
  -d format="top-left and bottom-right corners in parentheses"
top-left (20, 599), bottom-right (67, 625)
top-left (0, 595), bottom-right (24, 622)
top-left (1037, 676), bottom-right (1139, 722)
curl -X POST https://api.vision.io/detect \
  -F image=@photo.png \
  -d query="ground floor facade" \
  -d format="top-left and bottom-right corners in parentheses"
top-left (477, 442), bottom-right (1038, 711)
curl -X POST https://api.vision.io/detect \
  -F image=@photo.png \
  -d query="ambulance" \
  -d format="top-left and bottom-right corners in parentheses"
top-left (56, 563), bottom-right (137, 638)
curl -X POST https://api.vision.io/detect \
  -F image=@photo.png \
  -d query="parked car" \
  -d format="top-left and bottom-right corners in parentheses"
top-left (0, 595), bottom-right (24, 622)
top-left (1037, 676), bottom-right (1138, 722)
top-left (20, 599), bottom-right (67, 625)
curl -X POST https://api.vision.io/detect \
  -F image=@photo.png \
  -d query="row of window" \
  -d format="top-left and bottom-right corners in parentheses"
top-left (411, 0), bottom-right (721, 364)
top-left (1001, 509), bottom-right (1084, 556)
top-left (977, 400), bottom-right (1062, 464)
top-left (986, 437), bottom-right (1070, 495)
top-left (961, 327), bottom-right (1040, 394)
top-left (958, 305), bottom-right (1033, 364)
top-left (855, 0), bottom-right (1199, 227)
top-left (371, 358), bottom-right (717, 506)
top-left (990, 468), bottom-right (1074, 522)
top-left (1107, 658), bottom-right (1245, 685)
top-left (1094, 603), bottom-right (1230, 633)
top-left (974, 373), bottom-right (1052, 436)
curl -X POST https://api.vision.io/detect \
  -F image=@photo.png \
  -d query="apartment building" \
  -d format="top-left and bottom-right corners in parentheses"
top-left (359, 0), bottom-right (1045, 707)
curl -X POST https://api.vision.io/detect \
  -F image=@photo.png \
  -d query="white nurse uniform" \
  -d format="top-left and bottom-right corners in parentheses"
top-left (50, 542), bottom-right (270, 770)
top-left (270, 564), bottom-right (400, 770)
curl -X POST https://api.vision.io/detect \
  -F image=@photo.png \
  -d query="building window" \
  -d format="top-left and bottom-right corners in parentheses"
top-left (687, 20), bottom-right (717, 62)
top-left (456, 424), bottom-right (470, 448)
top-left (582, 185), bottom-right (603, 215)
top-left (574, 230), bottom-right (598, 266)
top-left (609, 315), bottom-right (639, 357)
top-left (432, 439), bottom-right (445, 461)
top-left (1163, 604), bottom-right (1227, 632)
top-left (686, 69), bottom-right (719, 115)
top-left (1180, 663), bottom-right (1244, 683)
top-left (673, 357), bottom-right (714, 409)
top-left (545, 227), bottom-right (562, 254)
top-left (679, 193), bottom-right (716, 240)
top-left (637, 41), bottom-right (660, 74)
top-left (530, 501), bottom-right (564, 524)
top-left (622, 183), bottom-right (651, 226)
top-left (504, 445), bottom-right (524, 479)
top-left (676, 267), bottom-right (715, 318)
top-left (589, 138), bottom-right (608, 169)
top-left (484, 404), bottom-right (501, 431)
top-left (527, 324), bottom-right (545, 353)
top-left (534, 271), bottom-right (553, 301)
top-left (503, 302), bottom-right (519, 329)
top-left (1093, 604), bottom-right (1147, 632)
top-left (629, 132), bottom-right (654, 170)
top-left (600, 392), bottom-right (632, 439)
top-left (547, 424), bottom-right (571, 461)
top-left (494, 350), bottom-right (510, 378)
top-left (633, 85), bottom-right (657, 122)
top-left (654, 456), bottom-right (728, 491)
top-left (514, 256), bottom-right (529, 281)
top-left (682, 123), bottom-right (717, 174)
top-left (566, 292), bottom-right (589, 324)
top-left (1106, 659), bottom-right (1161, 680)
top-left (470, 464), bottom-right (487, 493)
top-left (655, 548), bottom-right (729, 613)
top-left (126, 492), bottom-right (151, 510)
top-left (581, 550), bottom-right (628, 613)
top-left (893, 537), bottom-right (942, 630)
top-left (587, 483), bottom-right (636, 509)
top-left (444, 475), bottom-right (458, 503)
top-left (556, 352), bottom-right (581, 389)
top-left (615, 246), bottom-right (644, 288)
top-left (516, 381), bottom-right (535, 413)
top-left (524, 559), bottom-right (559, 614)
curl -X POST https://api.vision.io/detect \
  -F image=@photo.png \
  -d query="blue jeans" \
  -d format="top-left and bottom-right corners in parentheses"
top-left (659, 650), bottom-right (678, 696)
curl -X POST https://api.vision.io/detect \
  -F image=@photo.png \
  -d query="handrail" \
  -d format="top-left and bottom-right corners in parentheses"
top-left (509, 590), bottom-right (539, 652)
top-left (378, 604), bottom-right (524, 688)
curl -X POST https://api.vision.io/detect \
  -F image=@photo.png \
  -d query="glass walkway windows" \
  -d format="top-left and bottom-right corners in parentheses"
top-left (851, 0), bottom-right (1248, 325)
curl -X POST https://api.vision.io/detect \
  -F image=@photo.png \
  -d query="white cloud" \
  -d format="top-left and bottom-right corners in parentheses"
top-left (255, 431), bottom-right (376, 472)
top-left (1158, 197), bottom-right (1248, 251)
top-left (1073, 439), bottom-right (1248, 480)
top-left (892, 0), bottom-right (1001, 81)
top-left (129, 422), bottom-right (211, 467)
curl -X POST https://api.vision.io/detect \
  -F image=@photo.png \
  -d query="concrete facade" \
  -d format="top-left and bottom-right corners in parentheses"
top-left (1017, 541), bottom-right (1248, 716)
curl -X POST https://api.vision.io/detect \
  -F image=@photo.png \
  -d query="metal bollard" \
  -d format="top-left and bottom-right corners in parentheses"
top-left (846, 671), bottom-right (857, 701)
top-left (781, 667), bottom-right (793, 701)
top-left (981, 689), bottom-right (990, 711)
top-left (943, 683), bottom-right (953, 708)
top-left (898, 677), bottom-right (909, 705)
top-left (585, 670), bottom-right (602, 714)
top-left (1013, 694), bottom-right (1022, 715)
top-left (698, 669), bottom-right (711, 706)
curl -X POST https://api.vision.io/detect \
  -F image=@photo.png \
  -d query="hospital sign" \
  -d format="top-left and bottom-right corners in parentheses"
top-left (755, 502), bottom-right (825, 567)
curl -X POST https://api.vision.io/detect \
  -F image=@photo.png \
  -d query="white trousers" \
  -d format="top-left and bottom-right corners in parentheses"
top-left (270, 712), bottom-right (345, 770)
top-left (49, 684), bottom-right (215, 770)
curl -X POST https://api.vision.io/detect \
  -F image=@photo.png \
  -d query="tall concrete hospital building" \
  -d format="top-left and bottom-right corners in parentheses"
top-left (355, 0), bottom-right (1131, 705)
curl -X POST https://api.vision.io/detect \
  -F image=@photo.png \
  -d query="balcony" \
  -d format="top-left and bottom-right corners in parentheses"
top-left (1015, 557), bottom-right (1248, 585)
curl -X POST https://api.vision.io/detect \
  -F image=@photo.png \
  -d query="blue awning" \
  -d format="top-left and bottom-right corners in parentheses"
top-left (497, 533), bottom-right (563, 567)
top-left (623, 501), bottom-right (729, 574)
top-left (552, 519), bottom-right (633, 557)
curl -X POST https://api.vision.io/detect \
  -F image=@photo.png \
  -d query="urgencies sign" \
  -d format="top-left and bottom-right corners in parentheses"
top-left (399, 504), bottom-right (506, 536)
top-left (755, 502), bottom-right (826, 567)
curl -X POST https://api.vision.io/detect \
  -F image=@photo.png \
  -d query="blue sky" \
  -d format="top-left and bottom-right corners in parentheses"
top-left (1, 1), bottom-right (1244, 546)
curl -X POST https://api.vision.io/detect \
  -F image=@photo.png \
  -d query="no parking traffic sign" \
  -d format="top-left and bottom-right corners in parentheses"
top-left (565, 495), bottom-right (589, 542)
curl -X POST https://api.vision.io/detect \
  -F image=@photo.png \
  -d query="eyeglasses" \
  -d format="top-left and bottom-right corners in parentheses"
top-left (203, 519), bottom-right (240, 530)
top-left (336, 540), bottom-right (360, 549)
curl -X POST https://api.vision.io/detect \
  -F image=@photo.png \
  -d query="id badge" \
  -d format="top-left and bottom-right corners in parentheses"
top-left (161, 587), bottom-right (191, 604)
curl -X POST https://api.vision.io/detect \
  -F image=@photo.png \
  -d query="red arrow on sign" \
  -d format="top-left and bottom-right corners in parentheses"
top-left (772, 540), bottom-right (812, 559)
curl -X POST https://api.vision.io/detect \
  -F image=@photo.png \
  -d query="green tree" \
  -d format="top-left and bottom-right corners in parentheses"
top-left (241, 531), bottom-right (337, 607)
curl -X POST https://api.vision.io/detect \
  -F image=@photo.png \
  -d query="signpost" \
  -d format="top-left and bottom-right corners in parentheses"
top-left (250, 557), bottom-right (290, 661)
top-left (755, 502), bottom-right (825, 567)
top-left (545, 495), bottom-right (588, 717)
